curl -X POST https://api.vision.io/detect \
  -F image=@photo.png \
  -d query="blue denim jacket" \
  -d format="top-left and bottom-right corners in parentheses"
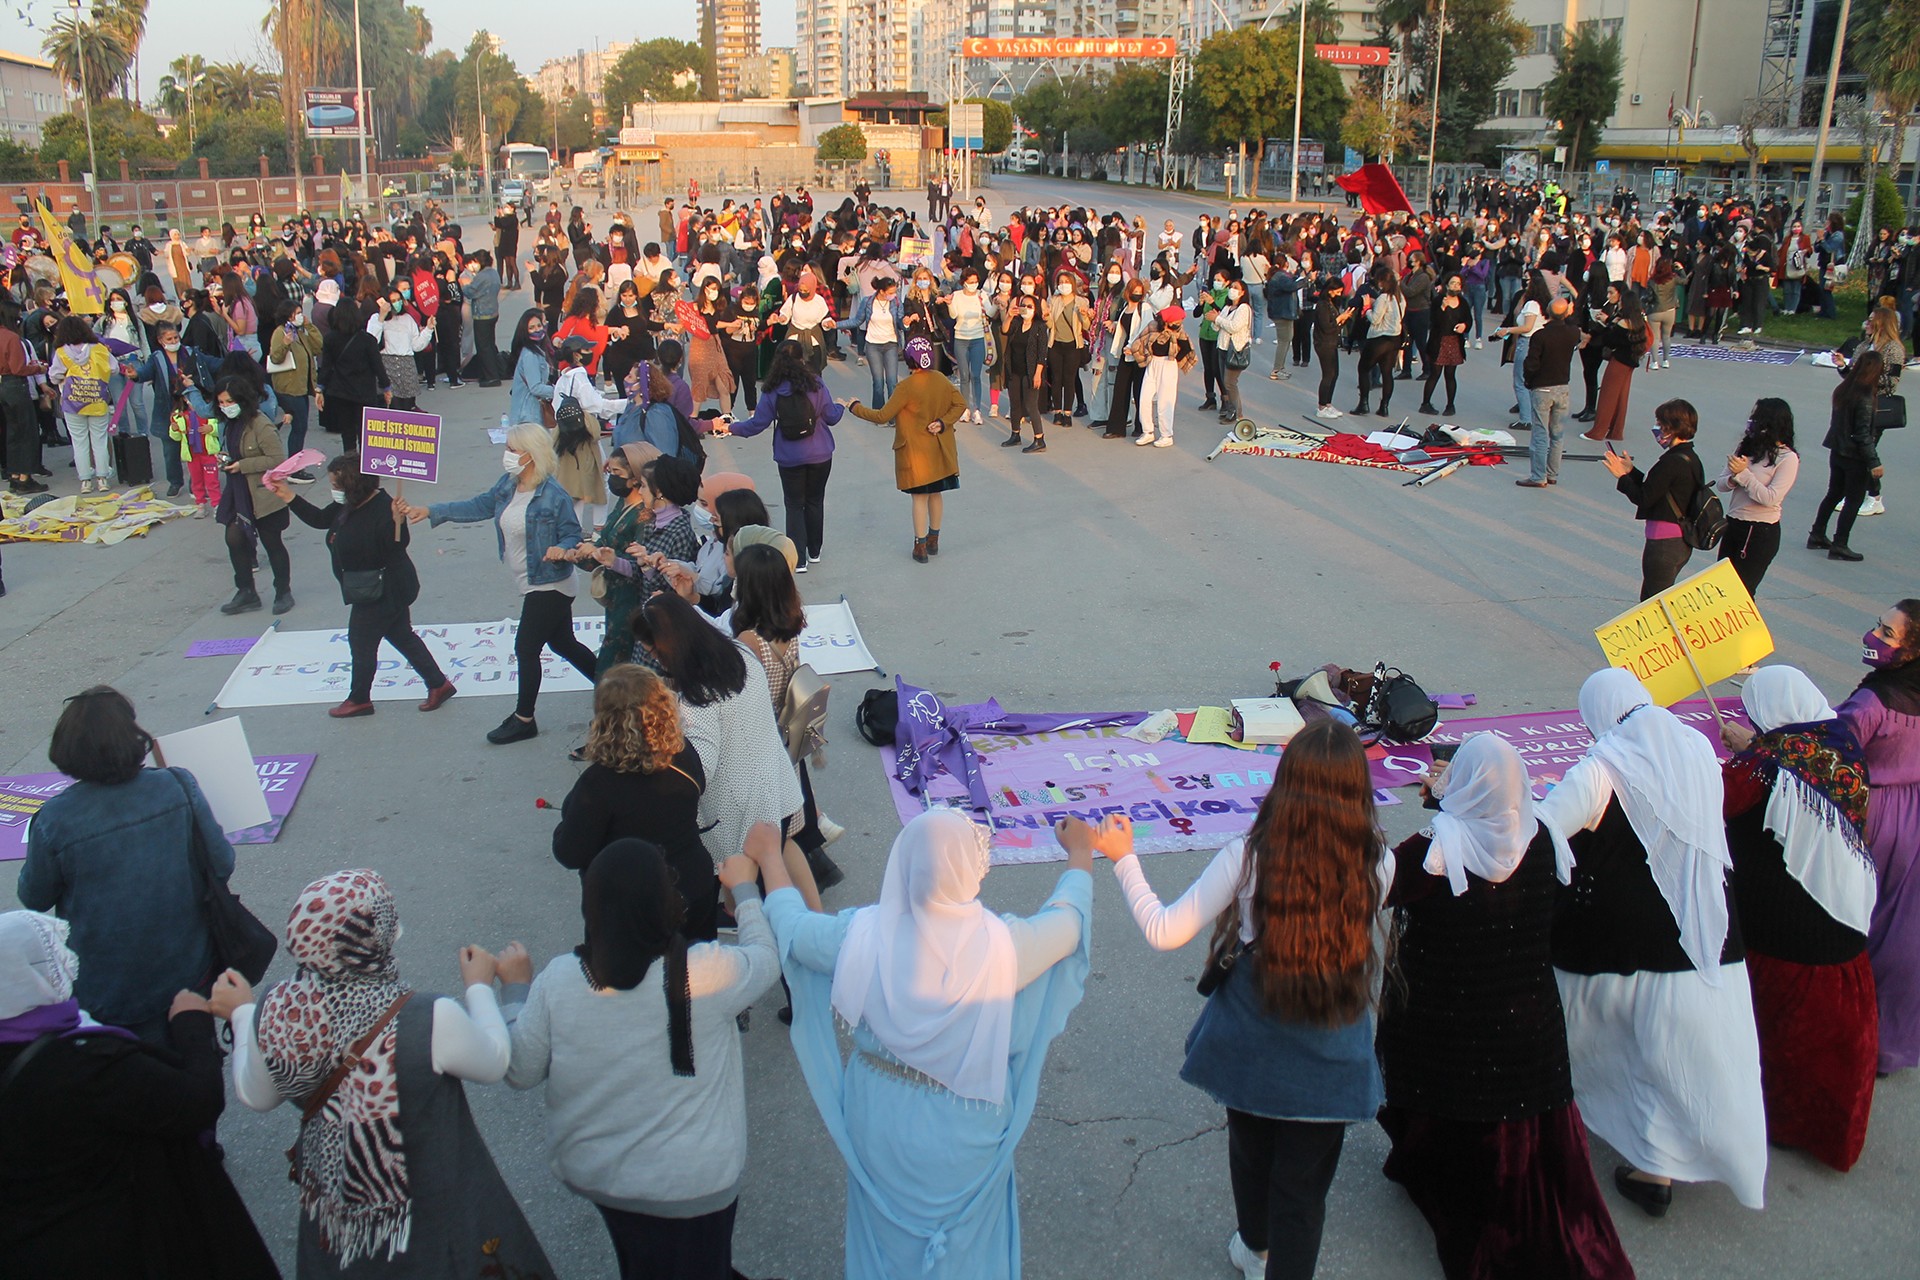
top-left (17, 768), bottom-right (235, 1036)
top-left (510, 346), bottom-right (554, 426)
top-left (427, 473), bottom-right (581, 585)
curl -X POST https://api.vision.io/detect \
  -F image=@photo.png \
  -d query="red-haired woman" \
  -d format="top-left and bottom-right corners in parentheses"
top-left (1100, 719), bottom-right (1384, 1280)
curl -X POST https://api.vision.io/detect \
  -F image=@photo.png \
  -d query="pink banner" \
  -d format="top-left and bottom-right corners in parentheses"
top-left (1423, 698), bottom-right (1749, 798)
top-left (885, 720), bottom-right (1432, 865)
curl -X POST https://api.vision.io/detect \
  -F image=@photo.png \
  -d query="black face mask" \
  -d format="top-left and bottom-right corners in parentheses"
top-left (607, 473), bottom-right (632, 499)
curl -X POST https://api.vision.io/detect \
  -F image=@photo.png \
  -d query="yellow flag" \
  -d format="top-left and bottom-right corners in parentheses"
top-left (1593, 559), bottom-right (1775, 705)
top-left (35, 199), bottom-right (107, 315)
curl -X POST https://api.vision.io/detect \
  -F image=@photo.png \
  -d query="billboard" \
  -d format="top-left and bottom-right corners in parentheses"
top-left (949, 103), bottom-right (985, 151)
top-left (303, 88), bottom-right (366, 138)
top-left (1314, 44), bottom-right (1393, 67)
top-left (959, 37), bottom-right (1176, 58)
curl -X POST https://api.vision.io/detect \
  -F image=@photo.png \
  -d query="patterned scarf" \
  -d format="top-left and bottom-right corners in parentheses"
top-left (1732, 719), bottom-right (1875, 934)
top-left (256, 870), bottom-right (414, 1267)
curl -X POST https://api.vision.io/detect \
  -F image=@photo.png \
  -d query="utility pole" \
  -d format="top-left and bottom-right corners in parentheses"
top-left (1804, 0), bottom-right (1851, 228)
top-left (476, 34), bottom-right (492, 201)
top-left (353, 0), bottom-right (369, 210)
top-left (1289, 0), bottom-right (1306, 203)
top-left (1424, 0), bottom-right (1448, 204)
top-left (68, 0), bottom-right (98, 185)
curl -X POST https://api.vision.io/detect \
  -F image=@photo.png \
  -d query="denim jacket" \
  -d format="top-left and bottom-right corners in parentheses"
top-left (510, 346), bottom-right (554, 425)
top-left (428, 473), bottom-right (582, 585)
top-left (17, 768), bottom-right (235, 1036)
top-left (847, 293), bottom-right (903, 334)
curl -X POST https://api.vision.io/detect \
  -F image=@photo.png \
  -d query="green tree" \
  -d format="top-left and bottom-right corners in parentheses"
top-left (973, 98), bottom-right (1014, 155)
top-left (1099, 65), bottom-right (1168, 145)
top-left (602, 38), bottom-right (709, 120)
top-left (1342, 82), bottom-right (1426, 160)
top-left (261, 0), bottom-right (436, 161)
top-left (1377, 0), bottom-right (1529, 161)
top-left (41, 9), bottom-right (131, 104)
top-left (39, 100), bottom-right (183, 172)
top-left (1191, 25), bottom-right (1345, 196)
top-left (0, 139), bottom-right (50, 181)
top-left (200, 61), bottom-right (281, 113)
top-left (448, 34), bottom-right (530, 163)
top-left (1852, 0), bottom-right (1920, 217)
top-left (815, 123), bottom-right (867, 162)
top-left (190, 103), bottom-right (291, 176)
top-left (1846, 172), bottom-right (1906, 244)
top-left (1541, 23), bottom-right (1622, 173)
top-left (98, 0), bottom-right (149, 100)
top-left (393, 118), bottom-right (432, 159)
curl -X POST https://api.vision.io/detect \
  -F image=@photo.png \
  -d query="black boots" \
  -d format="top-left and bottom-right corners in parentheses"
top-left (220, 589), bottom-right (262, 615)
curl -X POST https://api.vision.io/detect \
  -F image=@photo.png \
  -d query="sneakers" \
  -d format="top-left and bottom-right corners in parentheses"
top-left (487, 713), bottom-right (539, 745)
top-left (819, 814), bottom-right (847, 845)
top-left (1135, 435), bottom-right (1157, 446)
top-left (1152, 437), bottom-right (1173, 447)
top-left (1662, 360), bottom-right (1671, 369)
top-left (1860, 495), bottom-right (1886, 517)
top-left (1315, 405), bottom-right (1343, 419)
top-left (795, 560), bottom-right (808, 573)
top-left (1228, 1232), bottom-right (1267, 1280)
top-left (287, 470), bottom-right (317, 485)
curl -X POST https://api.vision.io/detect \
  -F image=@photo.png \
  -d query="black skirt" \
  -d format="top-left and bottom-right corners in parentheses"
top-left (905, 474), bottom-right (960, 495)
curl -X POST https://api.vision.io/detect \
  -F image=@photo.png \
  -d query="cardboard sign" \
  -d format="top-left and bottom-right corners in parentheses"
top-left (898, 235), bottom-right (934, 267)
top-left (359, 408), bottom-right (442, 484)
top-left (1593, 559), bottom-right (1774, 706)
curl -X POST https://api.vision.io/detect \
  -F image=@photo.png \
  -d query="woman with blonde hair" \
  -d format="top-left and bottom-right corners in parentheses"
top-left (1853, 304), bottom-right (1905, 518)
top-left (405, 421), bottom-right (594, 745)
top-left (550, 663), bottom-right (719, 936)
top-left (1101, 719), bottom-right (1386, 1280)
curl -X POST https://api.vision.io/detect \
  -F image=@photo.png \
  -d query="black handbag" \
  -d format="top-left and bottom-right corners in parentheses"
top-left (169, 769), bottom-right (278, 984)
top-left (1362, 663), bottom-right (1440, 743)
top-left (1875, 394), bottom-right (1907, 431)
top-left (1195, 937), bottom-right (1246, 997)
top-left (339, 568), bottom-right (385, 605)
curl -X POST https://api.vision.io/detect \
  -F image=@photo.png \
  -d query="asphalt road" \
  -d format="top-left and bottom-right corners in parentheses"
top-left (3, 171), bottom-right (1915, 1279)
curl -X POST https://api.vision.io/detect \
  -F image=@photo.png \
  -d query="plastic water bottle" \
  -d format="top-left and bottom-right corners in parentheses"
top-left (499, 412), bottom-right (509, 436)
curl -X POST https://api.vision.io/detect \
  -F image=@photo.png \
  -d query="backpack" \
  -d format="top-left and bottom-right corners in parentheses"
top-left (779, 664), bottom-right (831, 765)
top-left (670, 403), bottom-right (707, 472)
top-left (1666, 485), bottom-right (1727, 551)
top-left (1360, 663), bottom-right (1439, 744)
top-left (775, 389), bottom-right (817, 441)
top-left (856, 687), bottom-right (898, 746)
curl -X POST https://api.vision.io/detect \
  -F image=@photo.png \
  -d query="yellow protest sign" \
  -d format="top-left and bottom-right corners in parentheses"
top-left (35, 198), bottom-right (107, 314)
top-left (1593, 559), bottom-right (1774, 707)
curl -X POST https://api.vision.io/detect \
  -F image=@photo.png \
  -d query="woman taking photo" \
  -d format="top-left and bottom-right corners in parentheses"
top-left (550, 663), bottom-right (716, 934)
top-left (758, 809), bottom-right (1095, 1279)
top-left (213, 375), bottom-right (296, 617)
top-left (1807, 351), bottom-right (1884, 563)
top-left (1718, 667), bottom-right (1877, 1171)
top-left (1353, 265), bottom-right (1404, 418)
top-left (407, 422), bottom-right (594, 746)
top-left (1600, 398), bottom-right (1704, 600)
top-left (267, 454), bottom-right (455, 720)
top-left (223, 870), bottom-right (552, 1277)
top-left (1100, 719), bottom-right (1384, 1280)
top-left (1540, 669), bottom-right (1767, 1219)
top-left (1581, 284), bottom-right (1648, 444)
top-left (16, 688), bottom-right (235, 1044)
top-left (1376, 735), bottom-right (1631, 1280)
top-left (850, 336), bottom-right (967, 562)
top-left (1716, 398), bottom-right (1798, 594)
top-left (317, 299), bottom-right (389, 454)
top-left (1840, 599), bottom-right (1920, 1076)
top-left (726, 339), bottom-right (843, 572)
top-left (504, 835), bottom-right (779, 1280)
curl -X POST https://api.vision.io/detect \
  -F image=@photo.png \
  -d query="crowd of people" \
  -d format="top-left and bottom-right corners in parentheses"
top-left (5, 593), bottom-right (1917, 1278)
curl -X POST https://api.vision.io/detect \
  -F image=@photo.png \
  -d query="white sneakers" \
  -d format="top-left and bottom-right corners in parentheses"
top-left (193, 502), bottom-right (209, 519)
top-left (1662, 360), bottom-right (1671, 369)
top-left (1316, 405), bottom-right (1343, 419)
top-left (1135, 435), bottom-right (1156, 446)
top-left (1228, 1232), bottom-right (1267, 1280)
top-left (1153, 437), bottom-right (1173, 448)
top-left (1861, 495), bottom-right (1887, 517)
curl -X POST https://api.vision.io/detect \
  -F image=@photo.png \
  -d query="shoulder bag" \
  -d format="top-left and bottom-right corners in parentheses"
top-left (1874, 394), bottom-right (1906, 432)
top-left (780, 662), bottom-right (832, 766)
top-left (285, 990), bottom-right (413, 1182)
top-left (169, 768), bottom-right (278, 984)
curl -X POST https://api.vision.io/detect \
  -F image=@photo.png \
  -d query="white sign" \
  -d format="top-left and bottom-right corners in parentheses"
top-left (149, 718), bottom-right (272, 834)
top-left (213, 602), bottom-right (881, 708)
top-left (619, 127), bottom-right (657, 146)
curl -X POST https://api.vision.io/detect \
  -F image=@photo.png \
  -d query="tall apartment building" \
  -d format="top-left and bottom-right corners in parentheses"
top-left (0, 49), bottom-right (65, 147)
top-left (701, 0), bottom-right (762, 100)
top-left (797, 0), bottom-right (850, 96)
top-left (847, 0), bottom-right (920, 94)
top-left (1189, 0), bottom-right (1375, 42)
top-left (532, 42), bottom-right (634, 107)
top-left (740, 47), bottom-right (797, 98)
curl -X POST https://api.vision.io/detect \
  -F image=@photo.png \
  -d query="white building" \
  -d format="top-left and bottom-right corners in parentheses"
top-left (532, 42), bottom-right (634, 107)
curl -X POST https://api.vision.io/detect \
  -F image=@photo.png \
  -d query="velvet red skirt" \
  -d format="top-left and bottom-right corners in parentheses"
top-left (1380, 1102), bottom-right (1635, 1280)
top-left (1748, 949), bottom-right (1878, 1172)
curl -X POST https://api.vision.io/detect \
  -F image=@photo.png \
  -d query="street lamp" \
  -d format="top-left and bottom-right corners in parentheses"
top-left (68, 0), bottom-right (99, 184)
top-left (1424, 0), bottom-right (1449, 205)
top-left (352, 0), bottom-right (369, 210)
top-left (475, 33), bottom-right (492, 200)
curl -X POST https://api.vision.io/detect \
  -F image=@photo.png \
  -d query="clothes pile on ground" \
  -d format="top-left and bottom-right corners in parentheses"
top-left (0, 487), bottom-right (191, 546)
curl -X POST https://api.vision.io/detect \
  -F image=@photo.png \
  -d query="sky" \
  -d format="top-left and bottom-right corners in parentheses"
top-left (0, 0), bottom-right (796, 93)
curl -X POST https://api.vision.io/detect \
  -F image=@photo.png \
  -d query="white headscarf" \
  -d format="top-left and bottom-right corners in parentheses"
top-left (1739, 666), bottom-right (1876, 935)
top-left (1424, 733), bottom-right (1574, 894)
top-left (831, 810), bottom-right (1017, 1104)
top-left (0, 910), bottom-right (79, 1020)
top-left (1578, 668), bottom-right (1734, 983)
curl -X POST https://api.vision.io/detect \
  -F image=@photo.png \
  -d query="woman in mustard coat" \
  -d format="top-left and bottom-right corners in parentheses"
top-left (849, 336), bottom-right (968, 563)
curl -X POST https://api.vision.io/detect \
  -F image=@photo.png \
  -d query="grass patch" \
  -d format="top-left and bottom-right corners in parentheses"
top-left (1729, 278), bottom-right (1871, 352)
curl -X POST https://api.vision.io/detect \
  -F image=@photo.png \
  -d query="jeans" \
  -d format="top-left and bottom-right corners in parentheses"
top-left (596, 1199), bottom-right (737, 1280)
top-left (777, 458), bottom-right (832, 559)
top-left (1812, 453), bottom-right (1872, 549)
top-left (954, 336), bottom-right (986, 412)
top-left (1498, 274), bottom-right (1523, 314)
top-left (1639, 536), bottom-right (1691, 600)
top-left (1510, 335), bottom-right (1535, 428)
top-left (1783, 277), bottom-right (1803, 316)
top-left (1527, 385), bottom-right (1569, 481)
top-left (514, 588), bottom-right (597, 718)
top-left (1270, 319), bottom-right (1295, 373)
top-left (1463, 284), bottom-right (1488, 339)
top-left (1220, 361), bottom-right (1246, 418)
top-left (281, 393), bottom-right (310, 457)
top-left (1227, 1109), bottom-right (1347, 1280)
top-left (347, 600), bottom-right (448, 704)
top-left (867, 341), bottom-right (901, 405)
top-left (1199, 336), bottom-right (1221, 401)
top-left (472, 316), bottom-right (501, 382)
top-left (68, 410), bottom-right (112, 482)
top-left (1719, 517), bottom-right (1782, 594)
top-left (226, 504), bottom-right (291, 595)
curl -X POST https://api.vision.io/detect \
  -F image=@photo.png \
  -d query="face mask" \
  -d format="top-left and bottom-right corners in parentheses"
top-left (399, 287), bottom-right (412, 298)
top-left (220, 402), bottom-right (242, 419)
top-left (111, 300), bottom-right (127, 312)
top-left (162, 341), bottom-right (180, 353)
top-left (963, 281), bottom-right (978, 293)
top-left (1107, 272), bottom-right (1121, 283)
top-left (328, 488), bottom-right (347, 505)
top-left (1057, 282), bottom-right (1073, 296)
top-left (528, 327), bottom-right (545, 341)
top-left (606, 473), bottom-right (632, 499)
top-left (503, 450), bottom-right (526, 475)
top-left (1863, 630), bottom-right (1900, 669)
top-left (1020, 283), bottom-right (1035, 296)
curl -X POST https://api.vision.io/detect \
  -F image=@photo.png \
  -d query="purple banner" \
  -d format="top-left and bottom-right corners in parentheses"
top-left (1424, 698), bottom-right (1749, 798)
top-left (359, 407), bottom-right (442, 484)
top-left (0, 754), bottom-right (316, 860)
top-left (883, 707), bottom-right (1432, 864)
top-left (186, 636), bottom-right (262, 658)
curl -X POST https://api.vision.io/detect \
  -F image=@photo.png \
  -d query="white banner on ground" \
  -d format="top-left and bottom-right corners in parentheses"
top-left (212, 598), bottom-right (880, 708)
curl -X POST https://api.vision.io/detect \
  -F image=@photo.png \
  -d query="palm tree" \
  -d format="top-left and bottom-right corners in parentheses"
top-left (201, 61), bottom-right (282, 113)
top-left (156, 53), bottom-right (210, 140)
top-left (97, 0), bottom-right (149, 100)
top-left (1851, 0), bottom-right (1920, 210)
top-left (41, 10), bottom-right (132, 105)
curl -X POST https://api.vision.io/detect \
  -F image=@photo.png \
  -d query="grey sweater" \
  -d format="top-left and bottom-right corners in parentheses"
top-left (503, 885), bottom-right (779, 1216)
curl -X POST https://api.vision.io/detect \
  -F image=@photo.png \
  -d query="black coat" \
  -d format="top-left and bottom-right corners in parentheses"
top-left (1823, 394), bottom-right (1881, 468)
top-left (1617, 441), bottom-right (1704, 524)
top-left (318, 326), bottom-right (388, 404)
top-left (289, 489), bottom-right (421, 609)
top-left (0, 1010), bottom-right (280, 1278)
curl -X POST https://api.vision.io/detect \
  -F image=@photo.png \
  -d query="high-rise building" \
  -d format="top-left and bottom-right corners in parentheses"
top-left (847, 0), bottom-right (920, 94)
top-left (797, 0), bottom-right (850, 96)
top-left (740, 47), bottom-right (797, 98)
top-left (532, 42), bottom-right (634, 108)
top-left (702, 0), bottom-right (762, 100)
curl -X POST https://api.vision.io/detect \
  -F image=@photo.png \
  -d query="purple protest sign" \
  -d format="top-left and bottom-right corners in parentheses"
top-left (0, 754), bottom-right (316, 860)
top-left (883, 705), bottom-right (1432, 864)
top-left (359, 407), bottom-right (442, 484)
top-left (1424, 698), bottom-right (1750, 798)
top-left (186, 636), bottom-right (262, 658)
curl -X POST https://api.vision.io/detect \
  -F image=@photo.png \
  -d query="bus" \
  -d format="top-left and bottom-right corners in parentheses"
top-left (498, 143), bottom-right (553, 199)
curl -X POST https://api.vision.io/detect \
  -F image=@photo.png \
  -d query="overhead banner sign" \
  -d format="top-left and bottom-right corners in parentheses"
top-left (1315, 44), bottom-right (1393, 66)
top-left (960, 37), bottom-right (1177, 58)
top-left (1593, 559), bottom-right (1774, 706)
top-left (303, 88), bottom-right (367, 138)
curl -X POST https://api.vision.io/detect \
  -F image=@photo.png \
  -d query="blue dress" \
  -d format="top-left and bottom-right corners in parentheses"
top-left (764, 872), bottom-right (1091, 1279)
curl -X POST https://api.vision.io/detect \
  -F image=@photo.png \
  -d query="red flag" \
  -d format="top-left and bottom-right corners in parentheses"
top-left (1335, 163), bottom-right (1413, 215)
